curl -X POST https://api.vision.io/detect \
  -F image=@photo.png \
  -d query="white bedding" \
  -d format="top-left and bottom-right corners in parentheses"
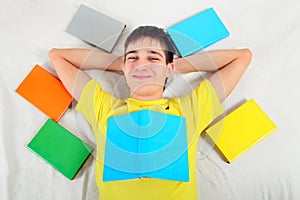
top-left (1, 0), bottom-right (300, 199)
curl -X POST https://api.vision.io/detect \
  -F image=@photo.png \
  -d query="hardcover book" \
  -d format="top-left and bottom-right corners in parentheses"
top-left (67, 4), bottom-right (126, 52)
top-left (103, 110), bottom-right (189, 182)
top-left (16, 64), bottom-right (72, 122)
top-left (206, 99), bottom-right (277, 163)
top-left (27, 119), bottom-right (93, 179)
top-left (167, 7), bottom-right (229, 57)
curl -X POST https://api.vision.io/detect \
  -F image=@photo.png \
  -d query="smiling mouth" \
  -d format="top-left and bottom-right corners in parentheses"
top-left (132, 75), bottom-right (152, 80)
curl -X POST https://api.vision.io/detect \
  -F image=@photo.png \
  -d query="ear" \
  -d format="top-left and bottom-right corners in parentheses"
top-left (166, 63), bottom-right (174, 77)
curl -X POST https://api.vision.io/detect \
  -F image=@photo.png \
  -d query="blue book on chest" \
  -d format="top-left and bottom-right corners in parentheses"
top-left (167, 7), bottom-right (229, 57)
top-left (103, 110), bottom-right (189, 182)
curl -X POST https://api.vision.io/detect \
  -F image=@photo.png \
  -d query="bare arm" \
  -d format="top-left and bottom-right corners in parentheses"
top-left (48, 48), bottom-right (123, 101)
top-left (174, 49), bottom-right (252, 102)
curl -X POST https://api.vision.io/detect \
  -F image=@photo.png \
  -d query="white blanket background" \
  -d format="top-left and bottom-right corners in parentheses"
top-left (1, 0), bottom-right (300, 199)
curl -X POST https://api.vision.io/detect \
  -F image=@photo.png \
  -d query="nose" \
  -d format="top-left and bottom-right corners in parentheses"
top-left (135, 63), bottom-right (150, 71)
top-left (134, 58), bottom-right (151, 70)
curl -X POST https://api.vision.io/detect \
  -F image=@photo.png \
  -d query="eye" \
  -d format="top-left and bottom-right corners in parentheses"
top-left (127, 56), bottom-right (138, 61)
top-left (150, 57), bottom-right (160, 61)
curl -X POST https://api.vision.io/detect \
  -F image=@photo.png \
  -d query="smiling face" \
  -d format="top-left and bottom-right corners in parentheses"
top-left (123, 37), bottom-right (173, 100)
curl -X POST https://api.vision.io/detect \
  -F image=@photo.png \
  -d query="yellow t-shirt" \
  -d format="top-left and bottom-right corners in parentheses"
top-left (76, 79), bottom-right (224, 200)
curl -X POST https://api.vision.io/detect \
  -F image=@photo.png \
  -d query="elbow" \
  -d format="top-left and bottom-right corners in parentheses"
top-left (48, 48), bottom-right (60, 62)
top-left (48, 48), bottom-right (64, 71)
top-left (240, 48), bottom-right (252, 65)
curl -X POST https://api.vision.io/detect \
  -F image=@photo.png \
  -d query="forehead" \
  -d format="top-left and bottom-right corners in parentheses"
top-left (125, 37), bottom-right (167, 54)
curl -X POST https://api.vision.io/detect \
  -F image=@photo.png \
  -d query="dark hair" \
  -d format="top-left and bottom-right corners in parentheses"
top-left (124, 26), bottom-right (176, 64)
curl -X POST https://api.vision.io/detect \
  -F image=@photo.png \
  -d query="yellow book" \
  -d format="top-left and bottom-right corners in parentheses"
top-left (206, 99), bottom-right (277, 163)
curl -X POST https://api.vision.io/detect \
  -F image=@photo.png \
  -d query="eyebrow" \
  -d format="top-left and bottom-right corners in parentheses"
top-left (125, 50), bottom-right (137, 57)
top-left (125, 50), bottom-right (164, 59)
top-left (149, 50), bottom-right (164, 58)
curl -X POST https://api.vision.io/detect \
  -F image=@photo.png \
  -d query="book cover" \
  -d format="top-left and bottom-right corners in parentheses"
top-left (206, 99), bottom-right (277, 163)
top-left (16, 64), bottom-right (73, 122)
top-left (27, 119), bottom-right (93, 180)
top-left (103, 110), bottom-right (189, 182)
top-left (167, 7), bottom-right (229, 57)
top-left (67, 4), bottom-right (126, 52)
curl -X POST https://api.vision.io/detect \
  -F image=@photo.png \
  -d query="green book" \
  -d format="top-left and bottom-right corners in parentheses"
top-left (27, 119), bottom-right (93, 179)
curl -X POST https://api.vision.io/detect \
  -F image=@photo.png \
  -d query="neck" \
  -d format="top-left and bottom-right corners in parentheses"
top-left (131, 91), bottom-right (163, 101)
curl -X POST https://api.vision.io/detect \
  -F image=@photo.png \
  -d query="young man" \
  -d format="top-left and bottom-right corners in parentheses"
top-left (49, 26), bottom-right (252, 200)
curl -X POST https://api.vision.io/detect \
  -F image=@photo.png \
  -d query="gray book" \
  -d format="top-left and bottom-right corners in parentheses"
top-left (67, 4), bottom-right (126, 52)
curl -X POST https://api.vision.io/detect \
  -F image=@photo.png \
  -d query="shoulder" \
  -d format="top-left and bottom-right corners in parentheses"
top-left (179, 79), bottom-right (224, 115)
top-left (76, 79), bottom-right (113, 113)
top-left (180, 79), bottom-right (218, 102)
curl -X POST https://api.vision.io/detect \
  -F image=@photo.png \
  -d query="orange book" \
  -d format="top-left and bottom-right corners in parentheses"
top-left (16, 64), bottom-right (73, 122)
